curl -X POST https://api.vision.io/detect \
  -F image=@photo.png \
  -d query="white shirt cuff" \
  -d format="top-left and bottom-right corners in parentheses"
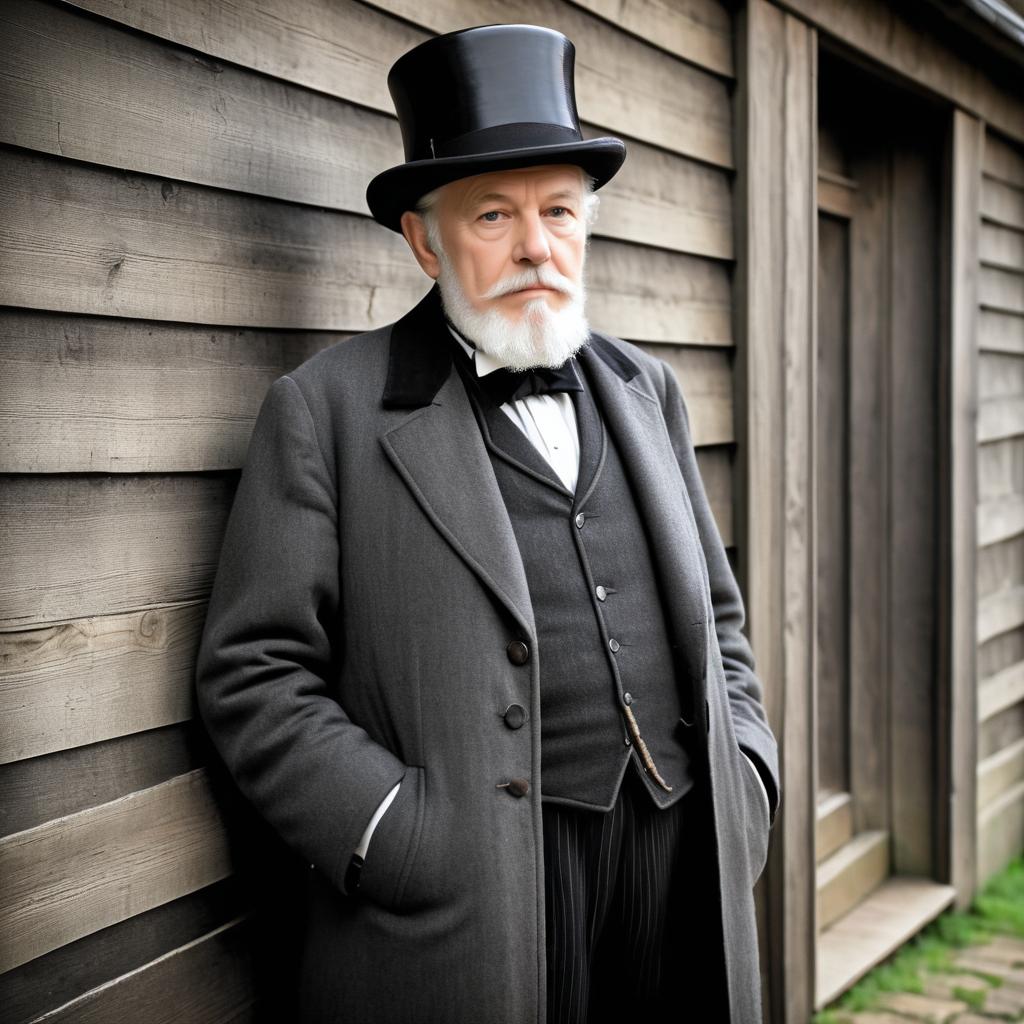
top-left (742, 751), bottom-right (771, 823)
top-left (355, 781), bottom-right (401, 860)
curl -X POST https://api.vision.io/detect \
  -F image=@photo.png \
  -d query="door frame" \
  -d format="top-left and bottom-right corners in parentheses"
top-left (735, 2), bottom-right (983, 1019)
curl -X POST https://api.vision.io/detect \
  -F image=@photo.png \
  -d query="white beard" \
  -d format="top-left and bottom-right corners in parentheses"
top-left (434, 249), bottom-right (591, 370)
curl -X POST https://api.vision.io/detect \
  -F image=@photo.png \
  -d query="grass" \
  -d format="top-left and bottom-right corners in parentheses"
top-left (812, 855), bottom-right (1024, 1022)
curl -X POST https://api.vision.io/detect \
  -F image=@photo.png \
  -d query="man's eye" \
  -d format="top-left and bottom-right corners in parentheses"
top-left (480, 211), bottom-right (502, 222)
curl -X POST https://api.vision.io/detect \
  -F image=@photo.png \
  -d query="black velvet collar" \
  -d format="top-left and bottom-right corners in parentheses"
top-left (381, 282), bottom-right (641, 409)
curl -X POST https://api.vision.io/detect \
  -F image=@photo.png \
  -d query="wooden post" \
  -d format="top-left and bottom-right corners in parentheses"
top-left (735, 2), bottom-right (819, 1020)
top-left (942, 108), bottom-right (983, 908)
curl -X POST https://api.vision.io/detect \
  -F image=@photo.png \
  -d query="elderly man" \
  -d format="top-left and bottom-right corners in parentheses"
top-left (195, 22), bottom-right (779, 1024)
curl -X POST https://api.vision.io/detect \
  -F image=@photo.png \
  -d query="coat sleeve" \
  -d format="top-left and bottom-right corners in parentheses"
top-left (194, 374), bottom-right (408, 892)
top-left (655, 359), bottom-right (781, 823)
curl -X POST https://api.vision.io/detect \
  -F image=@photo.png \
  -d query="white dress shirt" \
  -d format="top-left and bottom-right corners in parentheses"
top-left (449, 325), bottom-right (582, 492)
top-left (352, 328), bottom-right (770, 863)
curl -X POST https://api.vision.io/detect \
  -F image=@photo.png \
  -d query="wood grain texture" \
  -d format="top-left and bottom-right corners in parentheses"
top-left (816, 877), bottom-right (955, 1009)
top-left (635, 343), bottom-right (734, 446)
top-left (0, 149), bottom-right (730, 342)
top-left (978, 536), bottom-right (1024, 603)
top-left (980, 265), bottom-right (1024, 316)
top-left (946, 105), bottom-right (978, 913)
top-left (0, 768), bottom-right (232, 973)
top-left (0, 313), bottom-right (732, 475)
top-left (979, 396), bottom-right (1024, 442)
top-left (847, 135), bottom-right (889, 839)
top-left (980, 699), bottom-right (1024, 761)
top-left (588, 240), bottom-right (733, 345)
top-left (0, 721), bottom-right (204, 836)
top-left (978, 660), bottom-right (1024, 724)
top-left (977, 736), bottom-right (1024, 809)
top-left (0, 474), bottom-right (234, 630)
top-left (0, 0), bottom-right (400, 214)
top-left (361, 0), bottom-right (734, 166)
top-left (979, 350), bottom-right (1024, 400)
top-left (816, 211), bottom-right (849, 799)
top-left (817, 173), bottom-right (856, 219)
top-left (772, 0), bottom-right (1024, 144)
top-left (978, 494), bottom-right (1024, 547)
top-left (66, 0), bottom-right (423, 116)
top-left (695, 447), bottom-right (733, 548)
top-left (0, 147), bottom-right (424, 331)
top-left (5, 1), bottom-right (733, 258)
top-left (984, 130), bottom-right (1024, 190)
top-left (979, 308), bottom-right (1024, 354)
top-left (816, 830), bottom-right (889, 931)
top-left (978, 584), bottom-right (1024, 645)
top-left (34, 917), bottom-right (256, 1024)
top-left (0, 878), bottom-right (246, 1024)
top-left (816, 791), bottom-right (853, 865)
top-left (978, 627), bottom-right (1024, 683)
top-left (982, 175), bottom-right (1024, 231)
top-left (0, 312), bottom-right (337, 473)
top-left (976, 778), bottom-right (1024, 885)
top-left (70, 0), bottom-right (733, 165)
top-left (734, 4), bottom-right (818, 1020)
top-left (0, 605), bottom-right (205, 764)
top-left (979, 436), bottom-right (1024, 501)
top-left (583, 126), bottom-right (735, 258)
top-left (568, 0), bottom-right (734, 75)
top-left (887, 125), bottom-right (942, 878)
top-left (980, 223), bottom-right (1024, 272)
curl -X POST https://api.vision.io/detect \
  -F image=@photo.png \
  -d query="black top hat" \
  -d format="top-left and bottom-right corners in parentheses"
top-left (366, 24), bottom-right (627, 233)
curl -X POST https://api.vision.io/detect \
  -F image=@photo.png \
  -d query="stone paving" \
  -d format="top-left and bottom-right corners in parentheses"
top-left (829, 935), bottom-right (1024, 1023)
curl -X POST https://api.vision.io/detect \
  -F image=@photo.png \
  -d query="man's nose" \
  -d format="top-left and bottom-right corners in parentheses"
top-left (512, 213), bottom-right (551, 264)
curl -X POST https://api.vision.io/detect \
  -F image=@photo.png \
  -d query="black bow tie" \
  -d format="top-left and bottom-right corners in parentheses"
top-left (444, 317), bottom-right (584, 406)
top-left (475, 358), bottom-right (584, 406)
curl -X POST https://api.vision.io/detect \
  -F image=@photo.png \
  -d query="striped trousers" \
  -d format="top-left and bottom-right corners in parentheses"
top-left (542, 763), bottom-right (692, 1024)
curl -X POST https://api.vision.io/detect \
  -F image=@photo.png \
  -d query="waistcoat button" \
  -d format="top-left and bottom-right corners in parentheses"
top-left (608, 638), bottom-right (620, 653)
top-left (595, 585), bottom-right (607, 601)
top-left (506, 640), bottom-right (530, 665)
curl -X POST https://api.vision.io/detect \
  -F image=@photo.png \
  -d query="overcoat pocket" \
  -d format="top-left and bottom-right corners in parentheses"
top-left (356, 765), bottom-right (430, 912)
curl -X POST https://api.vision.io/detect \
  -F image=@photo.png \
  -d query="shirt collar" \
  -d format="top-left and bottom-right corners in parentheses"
top-left (445, 323), bottom-right (513, 377)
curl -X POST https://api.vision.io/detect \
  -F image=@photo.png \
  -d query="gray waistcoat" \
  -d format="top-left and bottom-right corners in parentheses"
top-left (452, 343), bottom-right (695, 811)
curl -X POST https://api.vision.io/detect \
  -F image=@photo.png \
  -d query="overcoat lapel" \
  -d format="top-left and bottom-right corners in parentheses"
top-left (379, 285), bottom-right (710, 714)
top-left (576, 343), bottom-right (711, 720)
top-left (379, 287), bottom-right (536, 639)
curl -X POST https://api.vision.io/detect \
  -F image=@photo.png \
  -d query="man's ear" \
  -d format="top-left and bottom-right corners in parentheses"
top-left (400, 211), bottom-right (440, 279)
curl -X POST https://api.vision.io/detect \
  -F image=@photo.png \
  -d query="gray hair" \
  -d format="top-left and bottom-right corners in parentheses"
top-left (414, 167), bottom-right (600, 255)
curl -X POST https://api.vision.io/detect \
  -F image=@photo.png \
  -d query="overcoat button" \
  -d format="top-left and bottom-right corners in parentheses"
top-left (575, 512), bottom-right (586, 528)
top-left (507, 778), bottom-right (530, 798)
top-left (596, 585), bottom-right (607, 601)
top-left (608, 638), bottom-right (620, 653)
top-left (506, 640), bottom-right (530, 665)
top-left (503, 703), bottom-right (527, 729)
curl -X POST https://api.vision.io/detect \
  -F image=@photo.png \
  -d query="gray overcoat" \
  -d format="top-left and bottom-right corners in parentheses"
top-left (194, 283), bottom-right (780, 1023)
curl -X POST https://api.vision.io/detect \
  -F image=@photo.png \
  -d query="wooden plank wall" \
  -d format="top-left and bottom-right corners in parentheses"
top-left (976, 128), bottom-right (1024, 886)
top-left (0, 0), bottom-right (743, 1017)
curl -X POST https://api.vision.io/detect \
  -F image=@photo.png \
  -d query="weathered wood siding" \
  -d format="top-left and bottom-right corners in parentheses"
top-left (0, 0), bottom-right (742, 1016)
top-left (976, 128), bottom-right (1024, 887)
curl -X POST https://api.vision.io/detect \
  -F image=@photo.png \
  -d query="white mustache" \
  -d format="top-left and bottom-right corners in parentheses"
top-left (483, 266), bottom-right (579, 300)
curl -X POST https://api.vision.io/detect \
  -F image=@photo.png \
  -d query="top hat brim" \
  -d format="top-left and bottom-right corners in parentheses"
top-left (366, 136), bottom-right (626, 233)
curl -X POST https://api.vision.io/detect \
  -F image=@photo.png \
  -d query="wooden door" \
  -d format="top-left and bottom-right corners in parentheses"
top-left (813, 49), bottom-right (956, 1006)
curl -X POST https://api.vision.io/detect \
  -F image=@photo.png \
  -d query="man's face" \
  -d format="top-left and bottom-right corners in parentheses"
top-left (402, 164), bottom-right (594, 370)
top-left (433, 163), bottom-right (587, 320)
